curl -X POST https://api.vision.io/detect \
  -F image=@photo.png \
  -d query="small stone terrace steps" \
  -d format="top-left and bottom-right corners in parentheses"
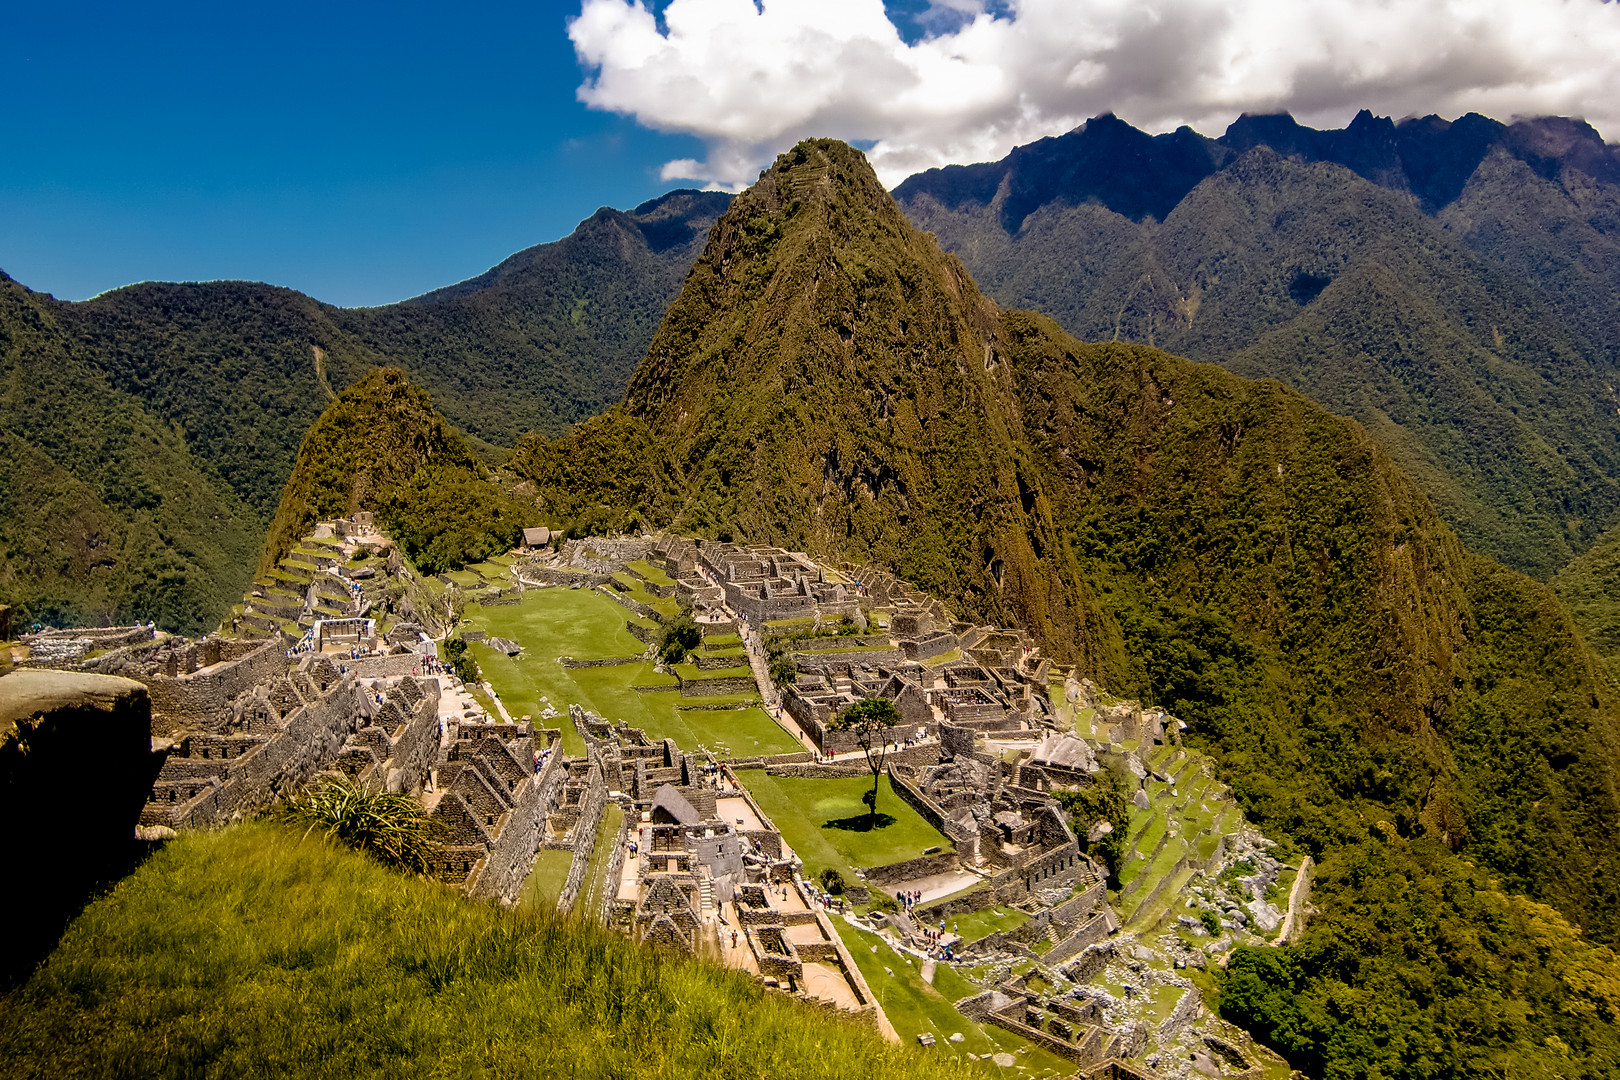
top-left (699, 871), bottom-right (715, 922)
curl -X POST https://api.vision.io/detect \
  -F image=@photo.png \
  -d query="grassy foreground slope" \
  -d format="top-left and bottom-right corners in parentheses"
top-left (0, 823), bottom-right (946, 1080)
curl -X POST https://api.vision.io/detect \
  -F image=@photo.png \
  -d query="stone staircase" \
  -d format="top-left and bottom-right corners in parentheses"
top-left (698, 872), bottom-right (715, 922)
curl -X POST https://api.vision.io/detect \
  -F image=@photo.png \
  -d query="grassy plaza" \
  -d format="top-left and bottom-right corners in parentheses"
top-left (463, 589), bottom-right (801, 757)
top-left (736, 771), bottom-right (952, 882)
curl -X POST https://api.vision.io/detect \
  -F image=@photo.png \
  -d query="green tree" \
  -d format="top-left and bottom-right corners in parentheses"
top-left (442, 636), bottom-right (479, 686)
top-left (658, 613), bottom-right (701, 664)
top-left (829, 698), bottom-right (901, 828)
top-left (1053, 768), bottom-right (1130, 881)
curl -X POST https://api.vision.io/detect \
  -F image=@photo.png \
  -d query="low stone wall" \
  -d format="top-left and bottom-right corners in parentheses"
top-left (470, 751), bottom-right (562, 905)
top-left (694, 652), bottom-right (748, 671)
top-left (1062, 942), bottom-right (1117, 983)
top-left (598, 586), bottom-right (662, 622)
top-left (523, 567), bottom-right (611, 588)
top-left (594, 802), bottom-right (631, 921)
top-left (626, 620), bottom-right (658, 646)
top-left (700, 620), bottom-right (739, 638)
top-left (559, 655), bottom-right (644, 669)
top-left (557, 774), bottom-right (610, 915)
top-left (347, 654), bottom-right (430, 679)
top-left (1044, 911), bottom-right (1114, 966)
top-left (788, 635), bottom-right (893, 654)
top-left (1163, 987), bottom-right (1202, 1036)
top-left (679, 674), bottom-right (756, 697)
top-left (923, 885), bottom-right (998, 919)
top-left (863, 851), bottom-right (961, 886)
top-left (726, 750), bottom-right (813, 768)
top-left (888, 766), bottom-right (948, 836)
top-left (1123, 854), bottom-right (1192, 922)
top-left (793, 648), bottom-right (905, 673)
top-left (765, 761), bottom-right (868, 779)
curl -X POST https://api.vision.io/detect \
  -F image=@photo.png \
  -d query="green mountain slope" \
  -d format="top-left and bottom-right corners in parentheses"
top-left (516, 139), bottom-right (1620, 1079)
top-left (1552, 520), bottom-right (1620, 669)
top-left (259, 367), bottom-right (535, 579)
top-left (334, 190), bottom-right (732, 447)
top-left (894, 113), bottom-right (1620, 579)
top-left (0, 191), bottom-right (725, 632)
top-left (0, 275), bottom-right (261, 634)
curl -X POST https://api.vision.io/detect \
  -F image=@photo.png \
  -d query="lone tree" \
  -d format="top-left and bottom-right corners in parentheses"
top-left (829, 697), bottom-right (902, 827)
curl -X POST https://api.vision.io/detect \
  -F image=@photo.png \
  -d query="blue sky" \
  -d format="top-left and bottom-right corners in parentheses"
top-left (5, 0), bottom-right (1616, 308)
top-left (0, 1), bottom-right (706, 307)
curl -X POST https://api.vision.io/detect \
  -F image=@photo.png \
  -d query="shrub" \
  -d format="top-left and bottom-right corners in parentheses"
top-left (283, 775), bottom-right (440, 873)
top-left (442, 636), bottom-right (479, 685)
top-left (659, 614), bottom-right (702, 664)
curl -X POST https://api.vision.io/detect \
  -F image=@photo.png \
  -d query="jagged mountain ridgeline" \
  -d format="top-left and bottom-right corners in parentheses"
top-left (0, 192), bottom-right (727, 632)
top-left (515, 139), bottom-right (1620, 1075)
top-left (896, 111), bottom-right (1620, 578)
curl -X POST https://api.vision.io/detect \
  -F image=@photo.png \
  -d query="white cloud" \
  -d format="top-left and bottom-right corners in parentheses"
top-left (568, 0), bottom-right (1620, 189)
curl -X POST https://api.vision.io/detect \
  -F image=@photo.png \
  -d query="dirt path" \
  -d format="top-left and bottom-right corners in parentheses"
top-left (1273, 856), bottom-right (1313, 945)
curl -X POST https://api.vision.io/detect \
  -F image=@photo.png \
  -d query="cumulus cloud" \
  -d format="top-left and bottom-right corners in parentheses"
top-left (568, 0), bottom-right (1620, 189)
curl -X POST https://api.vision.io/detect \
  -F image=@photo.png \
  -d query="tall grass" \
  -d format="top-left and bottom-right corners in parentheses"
top-left (283, 774), bottom-right (440, 873)
top-left (0, 823), bottom-right (963, 1079)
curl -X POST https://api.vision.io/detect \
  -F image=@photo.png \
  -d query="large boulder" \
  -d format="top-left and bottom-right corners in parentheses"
top-left (0, 670), bottom-right (160, 980)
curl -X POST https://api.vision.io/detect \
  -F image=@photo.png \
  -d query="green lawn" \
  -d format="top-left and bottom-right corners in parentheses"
top-left (737, 772), bottom-right (952, 882)
top-left (0, 823), bottom-right (960, 1080)
top-left (835, 921), bottom-right (1073, 1077)
top-left (625, 559), bottom-right (675, 587)
top-left (465, 590), bottom-right (798, 757)
top-left (519, 849), bottom-right (575, 913)
top-left (929, 906), bottom-right (1029, 946)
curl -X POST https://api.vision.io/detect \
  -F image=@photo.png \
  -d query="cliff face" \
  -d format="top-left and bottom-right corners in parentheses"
top-left (0, 670), bottom-right (158, 982)
top-left (515, 139), bottom-right (1620, 946)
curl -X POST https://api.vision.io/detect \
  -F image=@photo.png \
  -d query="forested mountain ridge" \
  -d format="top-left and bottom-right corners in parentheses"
top-left (0, 190), bottom-right (727, 632)
top-left (517, 139), bottom-right (1620, 1078)
top-left (335, 189), bottom-right (734, 447)
top-left (895, 111), bottom-right (1620, 578)
top-left (0, 273), bottom-right (262, 634)
top-left (259, 367), bottom-right (536, 579)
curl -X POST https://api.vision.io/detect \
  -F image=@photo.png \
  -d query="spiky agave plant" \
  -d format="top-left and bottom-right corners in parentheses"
top-left (284, 774), bottom-right (440, 873)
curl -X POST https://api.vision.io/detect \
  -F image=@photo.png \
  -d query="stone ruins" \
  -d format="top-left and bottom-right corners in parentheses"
top-left (4, 526), bottom-right (1304, 1080)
